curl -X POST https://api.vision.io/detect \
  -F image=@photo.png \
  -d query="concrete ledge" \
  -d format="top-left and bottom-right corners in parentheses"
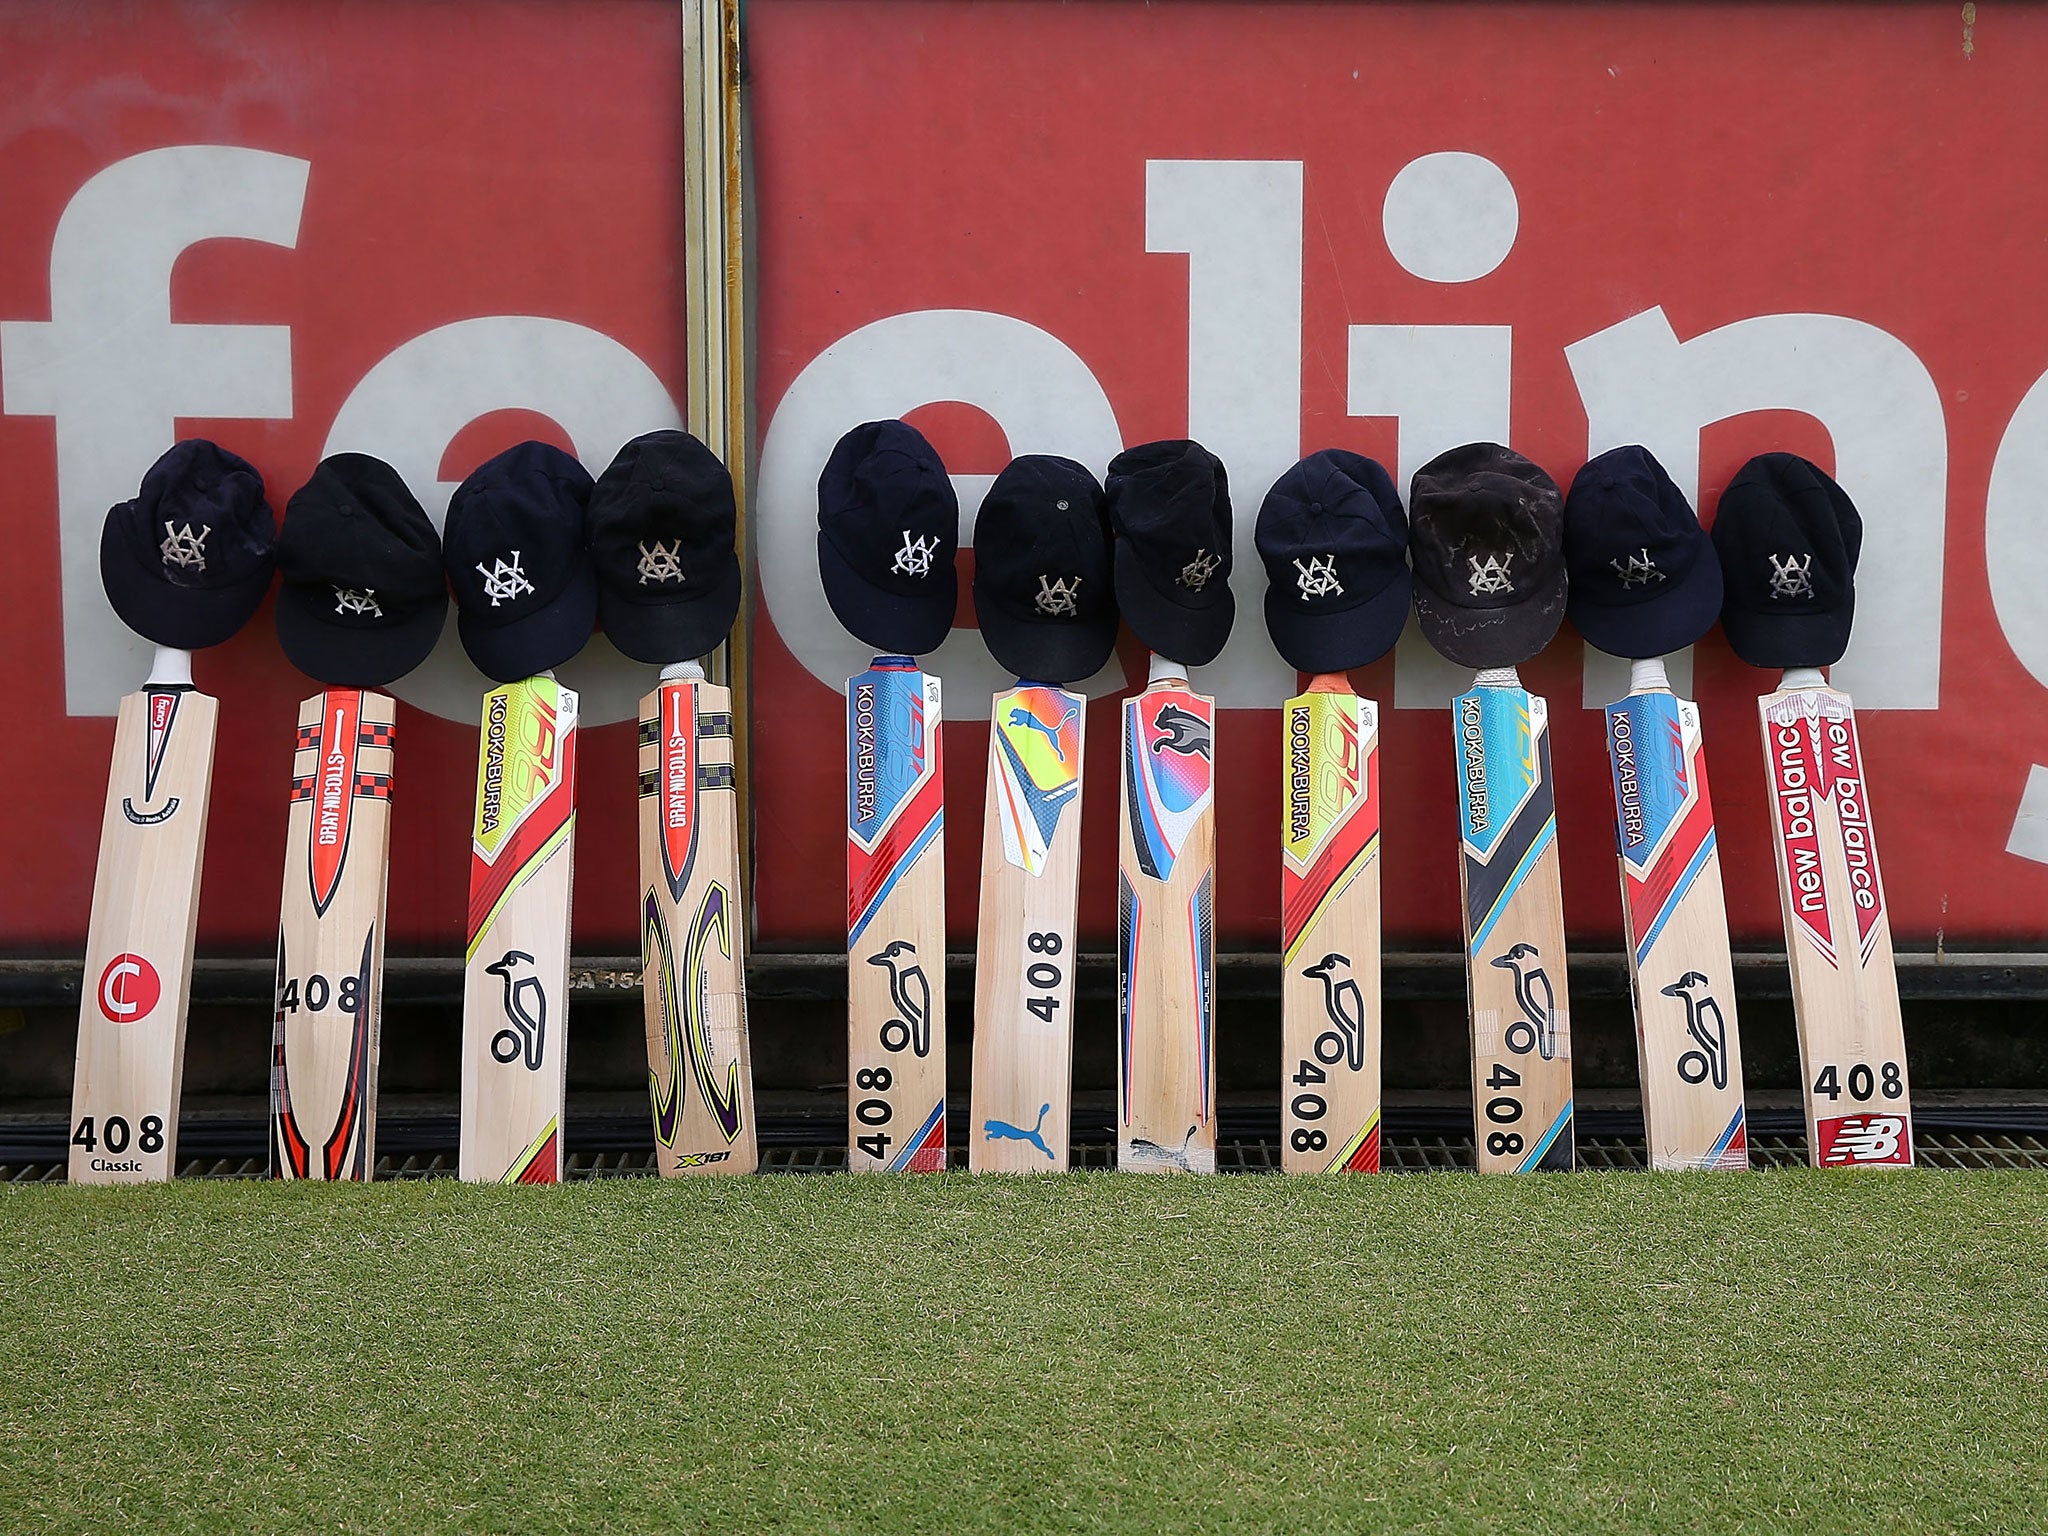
top-left (7, 950), bottom-right (2048, 1007)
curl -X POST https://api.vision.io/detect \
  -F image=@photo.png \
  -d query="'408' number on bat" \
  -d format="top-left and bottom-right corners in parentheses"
top-left (1023, 931), bottom-right (1063, 1024)
top-left (1814, 1061), bottom-right (1905, 1103)
top-left (853, 1065), bottom-right (895, 1161)
top-left (1288, 1026), bottom-right (1349, 1155)
top-left (278, 973), bottom-right (364, 1016)
top-left (72, 1115), bottom-right (166, 1155)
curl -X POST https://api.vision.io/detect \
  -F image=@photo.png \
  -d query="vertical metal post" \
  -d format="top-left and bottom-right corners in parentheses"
top-left (681, 0), bottom-right (752, 897)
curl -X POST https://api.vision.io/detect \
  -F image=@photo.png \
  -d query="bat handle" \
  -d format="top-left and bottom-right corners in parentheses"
top-left (1472, 665), bottom-right (1521, 690)
top-left (145, 645), bottom-right (193, 687)
top-left (662, 659), bottom-right (706, 683)
top-left (1627, 657), bottom-right (1672, 694)
top-left (1780, 666), bottom-right (1828, 689)
top-left (1146, 651), bottom-right (1189, 688)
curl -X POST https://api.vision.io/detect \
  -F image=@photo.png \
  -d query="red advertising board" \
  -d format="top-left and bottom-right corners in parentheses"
top-left (4, 0), bottom-right (2048, 960)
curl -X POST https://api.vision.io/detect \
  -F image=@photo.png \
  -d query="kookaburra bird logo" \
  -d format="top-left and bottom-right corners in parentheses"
top-left (1768, 552), bottom-right (1814, 599)
top-left (1490, 942), bottom-right (1559, 1060)
top-left (1302, 952), bottom-right (1368, 1071)
top-left (1661, 970), bottom-right (1730, 1090)
top-left (865, 939), bottom-right (932, 1057)
top-left (160, 521), bottom-right (209, 572)
top-left (486, 949), bottom-right (548, 1071)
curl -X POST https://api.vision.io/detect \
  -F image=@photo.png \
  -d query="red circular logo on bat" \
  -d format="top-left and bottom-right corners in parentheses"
top-left (97, 954), bottom-right (162, 1023)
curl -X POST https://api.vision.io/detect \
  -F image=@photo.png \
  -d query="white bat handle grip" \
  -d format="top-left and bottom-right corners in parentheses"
top-left (1472, 666), bottom-right (1521, 689)
top-left (1146, 652), bottom-right (1188, 687)
top-left (1780, 666), bottom-right (1828, 689)
top-left (145, 646), bottom-right (193, 687)
top-left (1628, 657), bottom-right (1672, 693)
top-left (662, 659), bottom-right (705, 682)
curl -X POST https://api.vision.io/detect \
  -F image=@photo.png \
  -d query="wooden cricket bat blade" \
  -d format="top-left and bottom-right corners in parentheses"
top-left (1455, 678), bottom-right (1574, 1173)
top-left (970, 683), bottom-right (1084, 1172)
top-left (1279, 683), bottom-right (1383, 1174)
top-left (460, 677), bottom-right (578, 1184)
top-left (1605, 681), bottom-right (1747, 1171)
top-left (1760, 677), bottom-right (1913, 1167)
top-left (847, 658), bottom-right (948, 1172)
top-left (271, 688), bottom-right (395, 1182)
top-left (1117, 672), bottom-right (1217, 1174)
top-left (70, 675), bottom-right (217, 1183)
top-left (638, 672), bottom-right (757, 1175)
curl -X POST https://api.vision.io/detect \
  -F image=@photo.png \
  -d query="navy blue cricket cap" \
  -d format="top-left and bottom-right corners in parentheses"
top-left (1107, 439), bottom-right (1234, 667)
top-left (587, 431), bottom-right (742, 666)
top-left (1712, 452), bottom-right (1861, 669)
top-left (276, 454), bottom-right (446, 687)
top-left (817, 420), bottom-right (959, 656)
top-left (100, 439), bottom-right (276, 649)
top-left (971, 455), bottom-right (1116, 684)
top-left (442, 441), bottom-right (597, 682)
top-left (1408, 442), bottom-right (1567, 669)
top-left (1256, 449), bottom-right (1410, 674)
top-left (1563, 445), bottom-right (1722, 660)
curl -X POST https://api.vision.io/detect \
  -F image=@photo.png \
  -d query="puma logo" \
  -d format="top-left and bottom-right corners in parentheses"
top-left (1126, 1125), bottom-right (1202, 1172)
top-left (984, 1102), bottom-right (1055, 1161)
top-left (1149, 703), bottom-right (1211, 760)
top-left (1007, 704), bottom-right (1078, 763)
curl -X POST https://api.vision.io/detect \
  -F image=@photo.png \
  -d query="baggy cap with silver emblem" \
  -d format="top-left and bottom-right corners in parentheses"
top-left (1711, 452), bottom-right (1862, 669)
top-left (1255, 448), bottom-right (1410, 674)
top-left (970, 455), bottom-right (1117, 684)
top-left (1106, 438), bottom-right (1234, 667)
top-left (1562, 444), bottom-right (1722, 660)
top-left (442, 440), bottom-right (598, 683)
top-left (586, 430), bottom-right (743, 666)
top-left (1408, 441), bottom-right (1567, 670)
top-left (816, 419), bottom-right (960, 656)
top-left (276, 453), bottom-right (446, 686)
top-left (100, 438), bottom-right (277, 650)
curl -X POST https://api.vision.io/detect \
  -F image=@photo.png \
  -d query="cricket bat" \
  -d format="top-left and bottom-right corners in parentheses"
top-left (1280, 674), bottom-right (1381, 1174)
top-left (460, 674), bottom-right (578, 1183)
top-left (270, 687), bottom-right (395, 1181)
top-left (638, 659), bottom-right (756, 1175)
top-left (1760, 667), bottom-right (1913, 1167)
top-left (970, 681), bottom-right (1085, 1172)
top-left (1603, 658), bottom-right (1747, 1171)
top-left (846, 655), bottom-right (947, 1172)
top-left (69, 647), bottom-right (217, 1183)
top-left (1455, 668), bottom-right (1574, 1172)
top-left (1117, 653), bottom-right (1217, 1173)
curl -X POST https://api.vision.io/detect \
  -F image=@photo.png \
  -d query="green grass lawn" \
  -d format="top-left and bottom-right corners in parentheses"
top-left (3, 1171), bottom-right (2044, 1534)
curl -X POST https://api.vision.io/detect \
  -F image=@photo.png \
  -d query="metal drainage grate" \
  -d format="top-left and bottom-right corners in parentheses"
top-left (7, 1128), bottom-right (2048, 1184)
